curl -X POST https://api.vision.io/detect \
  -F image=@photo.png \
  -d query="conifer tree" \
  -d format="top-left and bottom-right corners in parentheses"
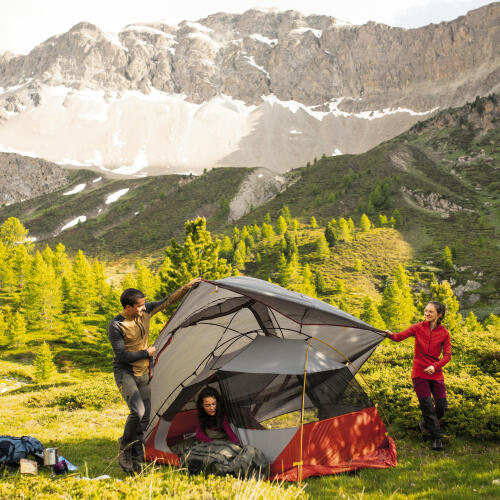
top-left (292, 219), bottom-right (299, 232)
top-left (316, 234), bottom-right (330, 260)
top-left (134, 261), bottom-right (158, 300)
top-left (22, 252), bottom-right (62, 328)
top-left (261, 223), bottom-right (275, 240)
top-left (310, 216), bottom-right (317, 228)
top-left (68, 250), bottom-right (94, 315)
top-left (0, 217), bottom-right (28, 247)
top-left (354, 259), bottom-right (363, 271)
top-left (8, 311), bottom-right (27, 348)
top-left (360, 213), bottom-right (372, 232)
top-left (392, 209), bottom-right (403, 227)
top-left (314, 271), bottom-right (327, 294)
top-left (337, 218), bottom-right (352, 242)
top-left (220, 235), bottom-right (233, 260)
top-left (324, 220), bottom-right (337, 247)
top-left (484, 313), bottom-right (500, 330)
top-left (360, 296), bottom-right (386, 330)
top-left (232, 227), bottom-right (241, 244)
top-left (347, 217), bottom-right (355, 232)
top-left (284, 231), bottom-right (298, 260)
top-left (0, 309), bottom-right (6, 342)
top-left (279, 206), bottom-right (292, 224)
top-left (464, 311), bottom-right (481, 332)
top-left (277, 253), bottom-right (289, 286)
top-left (380, 265), bottom-right (416, 331)
top-left (297, 265), bottom-right (316, 297)
top-left (263, 213), bottom-right (271, 225)
top-left (276, 215), bottom-right (287, 235)
top-left (33, 342), bottom-right (57, 384)
top-left (442, 246), bottom-right (454, 271)
top-left (63, 313), bottom-right (84, 343)
top-left (158, 217), bottom-right (233, 301)
top-left (11, 244), bottom-right (33, 290)
top-left (378, 214), bottom-right (388, 227)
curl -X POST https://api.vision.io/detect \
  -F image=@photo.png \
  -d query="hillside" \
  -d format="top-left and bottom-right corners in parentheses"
top-left (0, 95), bottom-right (498, 313)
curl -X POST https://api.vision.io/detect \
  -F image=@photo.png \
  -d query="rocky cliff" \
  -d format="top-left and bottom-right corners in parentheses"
top-left (0, 4), bottom-right (498, 175)
top-left (0, 152), bottom-right (69, 204)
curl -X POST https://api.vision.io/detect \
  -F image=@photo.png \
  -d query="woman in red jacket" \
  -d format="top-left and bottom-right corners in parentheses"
top-left (386, 301), bottom-right (451, 451)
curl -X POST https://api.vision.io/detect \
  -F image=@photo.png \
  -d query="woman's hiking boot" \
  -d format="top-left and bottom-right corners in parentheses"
top-left (118, 438), bottom-right (134, 473)
top-left (432, 438), bottom-right (443, 451)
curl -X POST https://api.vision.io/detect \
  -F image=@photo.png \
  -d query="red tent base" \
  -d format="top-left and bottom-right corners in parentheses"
top-left (146, 406), bottom-right (397, 481)
top-left (270, 407), bottom-right (397, 481)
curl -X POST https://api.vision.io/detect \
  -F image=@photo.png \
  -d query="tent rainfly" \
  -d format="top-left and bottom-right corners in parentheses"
top-left (145, 277), bottom-right (397, 481)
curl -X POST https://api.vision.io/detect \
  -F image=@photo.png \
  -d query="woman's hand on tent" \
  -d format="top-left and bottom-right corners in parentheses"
top-left (147, 346), bottom-right (156, 357)
top-left (385, 330), bottom-right (394, 339)
top-left (423, 365), bottom-right (435, 375)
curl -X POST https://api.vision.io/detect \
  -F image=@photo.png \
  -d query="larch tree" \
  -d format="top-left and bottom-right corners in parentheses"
top-left (429, 280), bottom-right (462, 331)
top-left (360, 296), bottom-right (386, 330)
top-left (0, 217), bottom-right (28, 247)
top-left (276, 215), bottom-right (287, 235)
top-left (158, 217), bottom-right (233, 301)
top-left (360, 213), bottom-right (372, 232)
top-left (316, 234), bottom-right (330, 260)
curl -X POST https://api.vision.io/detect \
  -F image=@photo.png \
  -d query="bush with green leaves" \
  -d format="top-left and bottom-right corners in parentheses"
top-left (53, 377), bottom-right (122, 410)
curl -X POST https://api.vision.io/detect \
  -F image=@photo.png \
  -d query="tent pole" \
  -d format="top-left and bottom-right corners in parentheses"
top-left (298, 339), bottom-right (311, 483)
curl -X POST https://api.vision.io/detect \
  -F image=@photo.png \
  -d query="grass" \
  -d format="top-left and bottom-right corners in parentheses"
top-left (1, 329), bottom-right (498, 499)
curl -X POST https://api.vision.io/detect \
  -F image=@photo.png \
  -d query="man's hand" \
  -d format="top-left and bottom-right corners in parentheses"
top-left (183, 277), bottom-right (202, 290)
top-left (423, 365), bottom-right (435, 375)
top-left (147, 346), bottom-right (156, 357)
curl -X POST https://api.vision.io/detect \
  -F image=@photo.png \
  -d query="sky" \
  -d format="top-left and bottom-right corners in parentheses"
top-left (0, 0), bottom-right (495, 54)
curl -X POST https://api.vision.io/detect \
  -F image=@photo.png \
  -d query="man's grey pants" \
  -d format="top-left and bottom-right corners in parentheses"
top-left (114, 371), bottom-right (151, 447)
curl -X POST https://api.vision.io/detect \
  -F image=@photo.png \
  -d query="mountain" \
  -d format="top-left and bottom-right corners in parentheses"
top-left (1, 94), bottom-right (498, 312)
top-left (0, 4), bottom-right (499, 175)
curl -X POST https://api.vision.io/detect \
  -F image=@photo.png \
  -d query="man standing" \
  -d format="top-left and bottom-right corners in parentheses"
top-left (108, 278), bottom-right (201, 473)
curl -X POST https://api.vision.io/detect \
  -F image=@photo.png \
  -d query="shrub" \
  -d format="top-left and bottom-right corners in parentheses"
top-left (53, 377), bottom-right (122, 410)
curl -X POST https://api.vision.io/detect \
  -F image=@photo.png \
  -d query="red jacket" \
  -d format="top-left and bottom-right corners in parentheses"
top-left (390, 321), bottom-right (451, 380)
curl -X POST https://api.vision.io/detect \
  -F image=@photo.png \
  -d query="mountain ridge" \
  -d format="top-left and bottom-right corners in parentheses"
top-left (0, 4), bottom-right (498, 174)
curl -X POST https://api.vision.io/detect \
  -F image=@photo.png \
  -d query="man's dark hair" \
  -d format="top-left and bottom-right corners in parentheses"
top-left (120, 288), bottom-right (145, 308)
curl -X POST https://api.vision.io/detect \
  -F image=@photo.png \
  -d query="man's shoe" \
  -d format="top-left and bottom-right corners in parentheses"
top-left (118, 438), bottom-right (134, 473)
top-left (132, 441), bottom-right (146, 474)
top-left (432, 438), bottom-right (443, 451)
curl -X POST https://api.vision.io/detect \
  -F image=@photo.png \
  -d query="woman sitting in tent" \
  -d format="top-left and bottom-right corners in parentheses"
top-left (386, 301), bottom-right (451, 452)
top-left (196, 387), bottom-right (240, 444)
top-left (181, 386), bottom-right (267, 477)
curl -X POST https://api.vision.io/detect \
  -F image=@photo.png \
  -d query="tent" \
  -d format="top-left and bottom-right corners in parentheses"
top-left (145, 277), bottom-right (397, 480)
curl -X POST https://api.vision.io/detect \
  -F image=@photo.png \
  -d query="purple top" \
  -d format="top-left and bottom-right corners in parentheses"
top-left (196, 414), bottom-right (240, 445)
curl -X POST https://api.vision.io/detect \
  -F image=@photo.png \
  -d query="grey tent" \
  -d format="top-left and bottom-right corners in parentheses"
top-left (145, 277), bottom-right (396, 480)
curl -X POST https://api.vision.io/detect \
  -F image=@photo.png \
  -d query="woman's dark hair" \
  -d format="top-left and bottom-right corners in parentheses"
top-left (120, 288), bottom-right (145, 308)
top-left (428, 301), bottom-right (446, 325)
top-left (197, 386), bottom-right (224, 432)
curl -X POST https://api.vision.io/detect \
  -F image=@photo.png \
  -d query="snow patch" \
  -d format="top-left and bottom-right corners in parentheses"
top-left (122, 25), bottom-right (177, 40)
top-left (92, 177), bottom-right (102, 183)
top-left (105, 188), bottom-right (129, 204)
top-left (184, 22), bottom-right (213, 34)
top-left (289, 129), bottom-right (302, 135)
top-left (63, 183), bottom-right (86, 195)
top-left (243, 56), bottom-right (270, 79)
top-left (61, 216), bottom-right (86, 231)
top-left (332, 149), bottom-right (342, 156)
top-left (291, 27), bottom-right (322, 38)
top-left (250, 34), bottom-right (278, 47)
